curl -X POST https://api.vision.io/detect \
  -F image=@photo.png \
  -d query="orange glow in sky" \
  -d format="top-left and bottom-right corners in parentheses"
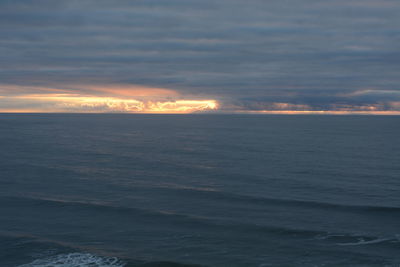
top-left (0, 85), bottom-right (399, 114)
top-left (0, 94), bottom-right (218, 113)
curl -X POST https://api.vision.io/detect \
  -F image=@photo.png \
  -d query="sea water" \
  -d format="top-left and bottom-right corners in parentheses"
top-left (0, 114), bottom-right (399, 266)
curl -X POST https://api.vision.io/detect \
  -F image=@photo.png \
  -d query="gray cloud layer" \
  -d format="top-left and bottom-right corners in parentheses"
top-left (1, 0), bottom-right (400, 111)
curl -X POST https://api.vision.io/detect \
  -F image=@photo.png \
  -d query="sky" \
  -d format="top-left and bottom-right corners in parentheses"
top-left (0, 0), bottom-right (400, 114)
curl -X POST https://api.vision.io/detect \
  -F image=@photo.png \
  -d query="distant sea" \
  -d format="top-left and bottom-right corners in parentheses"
top-left (0, 114), bottom-right (399, 267)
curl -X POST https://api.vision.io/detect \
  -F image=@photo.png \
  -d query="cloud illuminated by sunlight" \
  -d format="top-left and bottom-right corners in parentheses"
top-left (0, 84), bottom-right (180, 98)
top-left (0, 94), bottom-right (218, 113)
top-left (80, 85), bottom-right (180, 98)
top-left (224, 101), bottom-right (400, 115)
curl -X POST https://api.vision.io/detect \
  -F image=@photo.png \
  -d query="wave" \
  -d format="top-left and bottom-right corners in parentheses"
top-left (0, 233), bottom-right (203, 267)
top-left (4, 185), bottom-right (400, 218)
top-left (18, 253), bottom-right (125, 267)
top-left (0, 195), bottom-right (318, 239)
top-left (82, 183), bottom-right (397, 214)
top-left (150, 187), bottom-right (400, 213)
top-left (17, 252), bottom-right (203, 267)
top-left (0, 195), bottom-right (211, 224)
top-left (2, 194), bottom-right (399, 239)
top-left (0, 195), bottom-right (344, 235)
top-left (314, 233), bottom-right (400, 247)
top-left (337, 237), bottom-right (398, 246)
top-left (3, 194), bottom-right (400, 253)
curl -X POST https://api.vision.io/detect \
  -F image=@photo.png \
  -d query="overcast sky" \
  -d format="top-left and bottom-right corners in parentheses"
top-left (1, 0), bottom-right (400, 113)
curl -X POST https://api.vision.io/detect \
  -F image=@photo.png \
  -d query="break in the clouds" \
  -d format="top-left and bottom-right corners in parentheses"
top-left (0, 0), bottom-right (400, 113)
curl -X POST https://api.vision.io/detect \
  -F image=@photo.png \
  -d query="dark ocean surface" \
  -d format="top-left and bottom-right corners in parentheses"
top-left (0, 114), bottom-right (399, 267)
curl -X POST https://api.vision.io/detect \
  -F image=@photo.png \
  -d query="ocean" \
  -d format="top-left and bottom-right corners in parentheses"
top-left (0, 114), bottom-right (399, 267)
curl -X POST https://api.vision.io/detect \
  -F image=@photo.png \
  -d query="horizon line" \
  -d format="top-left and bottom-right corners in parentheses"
top-left (1, 111), bottom-right (400, 116)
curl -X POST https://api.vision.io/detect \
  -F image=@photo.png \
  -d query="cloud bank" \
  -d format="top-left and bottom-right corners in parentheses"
top-left (1, 0), bottom-right (400, 113)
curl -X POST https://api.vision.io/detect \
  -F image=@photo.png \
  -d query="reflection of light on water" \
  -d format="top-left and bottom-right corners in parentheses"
top-left (1, 94), bottom-right (218, 113)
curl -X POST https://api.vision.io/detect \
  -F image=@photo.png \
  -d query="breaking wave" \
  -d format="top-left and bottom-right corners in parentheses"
top-left (18, 253), bottom-right (125, 267)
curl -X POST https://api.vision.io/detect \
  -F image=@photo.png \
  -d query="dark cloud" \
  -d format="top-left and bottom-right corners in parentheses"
top-left (1, 0), bottom-right (400, 111)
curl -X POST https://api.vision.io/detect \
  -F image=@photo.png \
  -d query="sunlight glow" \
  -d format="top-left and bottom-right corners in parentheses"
top-left (0, 94), bottom-right (218, 113)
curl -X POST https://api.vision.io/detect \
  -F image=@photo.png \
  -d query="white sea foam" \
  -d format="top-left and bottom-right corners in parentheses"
top-left (19, 253), bottom-right (126, 267)
top-left (337, 237), bottom-right (399, 246)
